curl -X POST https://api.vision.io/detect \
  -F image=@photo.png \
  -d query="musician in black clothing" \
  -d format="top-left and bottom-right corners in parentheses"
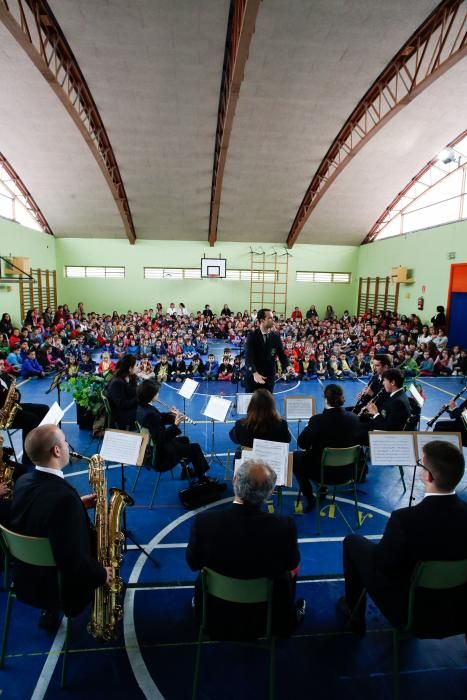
top-left (105, 355), bottom-right (138, 429)
top-left (229, 389), bottom-right (291, 450)
top-left (294, 384), bottom-right (363, 511)
top-left (0, 358), bottom-right (49, 466)
top-left (351, 354), bottom-right (391, 416)
top-left (244, 308), bottom-right (290, 393)
top-left (136, 380), bottom-right (216, 482)
top-left (365, 368), bottom-right (411, 430)
top-left (434, 395), bottom-right (467, 446)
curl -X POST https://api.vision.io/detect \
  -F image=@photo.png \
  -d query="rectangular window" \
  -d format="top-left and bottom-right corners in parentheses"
top-left (64, 266), bottom-right (125, 279)
top-left (145, 267), bottom-right (276, 282)
top-left (296, 271), bottom-right (351, 283)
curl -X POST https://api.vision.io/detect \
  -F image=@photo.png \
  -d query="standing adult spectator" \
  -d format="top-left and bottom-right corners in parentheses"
top-left (244, 308), bottom-right (290, 394)
top-left (431, 305), bottom-right (446, 329)
top-left (105, 355), bottom-right (138, 429)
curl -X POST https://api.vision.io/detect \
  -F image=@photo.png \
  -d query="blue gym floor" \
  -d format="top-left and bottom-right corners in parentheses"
top-left (2, 341), bottom-right (467, 699)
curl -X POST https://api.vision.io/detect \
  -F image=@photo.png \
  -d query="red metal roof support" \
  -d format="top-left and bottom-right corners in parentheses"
top-left (286, 0), bottom-right (467, 248)
top-left (208, 0), bottom-right (261, 246)
top-left (0, 0), bottom-right (136, 243)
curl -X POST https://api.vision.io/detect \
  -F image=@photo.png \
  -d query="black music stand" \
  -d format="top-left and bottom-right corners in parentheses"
top-left (45, 368), bottom-right (67, 428)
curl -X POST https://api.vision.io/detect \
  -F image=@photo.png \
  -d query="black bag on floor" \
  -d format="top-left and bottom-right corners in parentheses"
top-left (179, 481), bottom-right (226, 510)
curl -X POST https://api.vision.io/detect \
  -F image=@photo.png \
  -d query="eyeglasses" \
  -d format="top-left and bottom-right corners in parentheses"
top-left (416, 458), bottom-right (432, 476)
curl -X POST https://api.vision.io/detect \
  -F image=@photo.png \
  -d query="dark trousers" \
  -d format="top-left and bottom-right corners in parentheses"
top-left (12, 403), bottom-right (49, 465)
top-left (293, 451), bottom-right (355, 505)
top-left (343, 534), bottom-right (407, 627)
top-left (163, 437), bottom-right (209, 478)
top-left (434, 418), bottom-right (467, 446)
top-left (244, 375), bottom-right (274, 394)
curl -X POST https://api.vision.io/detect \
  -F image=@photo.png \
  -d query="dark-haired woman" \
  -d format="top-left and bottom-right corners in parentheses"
top-left (293, 384), bottom-right (362, 511)
top-left (105, 354), bottom-right (138, 429)
top-left (0, 313), bottom-right (13, 337)
top-left (136, 380), bottom-right (217, 482)
top-left (229, 389), bottom-right (291, 449)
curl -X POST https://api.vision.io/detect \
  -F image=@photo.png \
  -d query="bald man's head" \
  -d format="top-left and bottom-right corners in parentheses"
top-left (25, 424), bottom-right (68, 468)
top-left (233, 459), bottom-right (277, 505)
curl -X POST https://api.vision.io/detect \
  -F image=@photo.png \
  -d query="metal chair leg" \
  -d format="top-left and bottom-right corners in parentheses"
top-left (0, 591), bottom-right (14, 668)
top-left (131, 466), bottom-right (142, 493)
top-left (192, 632), bottom-right (203, 699)
top-left (393, 629), bottom-right (400, 700)
top-left (60, 617), bottom-right (71, 688)
top-left (398, 466), bottom-right (406, 493)
top-left (269, 637), bottom-right (276, 700)
top-left (149, 472), bottom-right (162, 510)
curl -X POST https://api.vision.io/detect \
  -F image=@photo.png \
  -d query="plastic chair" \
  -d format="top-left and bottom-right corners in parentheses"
top-left (315, 445), bottom-right (361, 535)
top-left (0, 524), bottom-right (71, 688)
top-left (131, 422), bottom-right (175, 509)
top-left (192, 567), bottom-right (275, 700)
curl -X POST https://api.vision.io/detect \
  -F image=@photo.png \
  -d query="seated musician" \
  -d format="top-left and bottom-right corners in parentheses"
top-left (434, 394), bottom-right (467, 446)
top-left (364, 368), bottom-right (411, 431)
top-left (186, 458), bottom-right (305, 639)
top-left (136, 380), bottom-right (218, 483)
top-left (229, 389), bottom-right (291, 455)
top-left (293, 384), bottom-right (363, 512)
top-left (105, 355), bottom-right (138, 430)
top-left (9, 425), bottom-right (111, 630)
top-left (0, 357), bottom-right (49, 466)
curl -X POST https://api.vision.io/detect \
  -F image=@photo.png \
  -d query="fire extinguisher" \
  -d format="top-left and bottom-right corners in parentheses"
top-left (417, 297), bottom-right (424, 310)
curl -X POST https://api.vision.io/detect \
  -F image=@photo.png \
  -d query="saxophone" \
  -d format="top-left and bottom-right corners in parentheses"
top-left (0, 435), bottom-right (14, 500)
top-left (0, 377), bottom-right (21, 430)
top-left (87, 454), bottom-right (134, 640)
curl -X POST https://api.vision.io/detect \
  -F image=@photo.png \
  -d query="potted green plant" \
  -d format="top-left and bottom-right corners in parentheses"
top-left (62, 374), bottom-right (108, 430)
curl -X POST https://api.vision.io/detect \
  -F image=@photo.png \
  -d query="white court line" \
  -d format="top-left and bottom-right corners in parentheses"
top-left (130, 578), bottom-right (346, 592)
top-left (162, 380), bottom-right (301, 398)
top-left (126, 534), bottom-right (383, 550)
top-left (30, 619), bottom-right (67, 700)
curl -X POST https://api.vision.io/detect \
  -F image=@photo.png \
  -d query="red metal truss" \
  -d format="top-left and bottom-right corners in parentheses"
top-left (286, 0), bottom-right (467, 248)
top-left (0, 151), bottom-right (52, 233)
top-left (0, 0), bottom-right (136, 243)
top-left (364, 130), bottom-right (467, 242)
top-left (208, 0), bottom-right (261, 246)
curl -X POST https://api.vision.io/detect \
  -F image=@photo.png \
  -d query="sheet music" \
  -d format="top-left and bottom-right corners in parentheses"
top-left (285, 397), bottom-right (314, 420)
top-left (179, 378), bottom-right (198, 400)
top-left (408, 383), bottom-right (424, 407)
top-left (39, 401), bottom-right (64, 426)
top-left (202, 396), bottom-right (231, 422)
top-left (100, 429), bottom-right (143, 465)
top-left (236, 393), bottom-right (253, 415)
top-left (416, 431), bottom-right (462, 455)
top-left (252, 438), bottom-right (289, 486)
top-left (369, 432), bottom-right (416, 466)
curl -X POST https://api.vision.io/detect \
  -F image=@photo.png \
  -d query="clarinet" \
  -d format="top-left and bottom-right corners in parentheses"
top-left (426, 385), bottom-right (467, 429)
top-left (352, 374), bottom-right (376, 414)
top-left (358, 388), bottom-right (385, 416)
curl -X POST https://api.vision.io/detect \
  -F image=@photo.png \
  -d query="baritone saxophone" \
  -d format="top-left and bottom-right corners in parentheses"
top-left (0, 435), bottom-right (14, 499)
top-left (87, 454), bottom-right (134, 640)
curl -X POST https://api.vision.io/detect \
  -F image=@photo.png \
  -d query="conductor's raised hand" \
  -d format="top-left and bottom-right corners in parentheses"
top-left (253, 371), bottom-right (266, 384)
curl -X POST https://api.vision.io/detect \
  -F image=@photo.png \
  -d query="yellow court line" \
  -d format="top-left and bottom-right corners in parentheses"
top-left (16, 377), bottom-right (31, 389)
top-left (417, 378), bottom-right (458, 398)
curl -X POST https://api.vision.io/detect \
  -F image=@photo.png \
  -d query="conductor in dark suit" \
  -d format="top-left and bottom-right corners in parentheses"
top-left (365, 368), bottom-right (411, 430)
top-left (293, 384), bottom-right (363, 511)
top-left (339, 441), bottom-right (467, 636)
top-left (9, 425), bottom-right (110, 628)
top-left (186, 458), bottom-right (304, 638)
top-left (244, 309), bottom-right (290, 393)
top-left (136, 379), bottom-right (214, 482)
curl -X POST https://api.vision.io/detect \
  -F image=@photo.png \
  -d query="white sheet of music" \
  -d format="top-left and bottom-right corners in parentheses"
top-left (285, 397), bottom-right (314, 420)
top-left (179, 378), bottom-right (198, 400)
top-left (416, 431), bottom-right (462, 455)
top-left (236, 393), bottom-right (253, 415)
top-left (252, 438), bottom-right (289, 486)
top-left (202, 396), bottom-right (231, 422)
top-left (100, 430), bottom-right (143, 465)
top-left (408, 383), bottom-right (424, 407)
top-left (39, 401), bottom-right (64, 426)
top-left (369, 432), bottom-right (416, 466)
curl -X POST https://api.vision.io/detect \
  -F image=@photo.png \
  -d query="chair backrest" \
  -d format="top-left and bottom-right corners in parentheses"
top-left (100, 391), bottom-right (114, 427)
top-left (0, 524), bottom-right (56, 567)
top-left (203, 567), bottom-right (271, 604)
top-left (321, 445), bottom-right (361, 468)
top-left (406, 559), bottom-right (467, 635)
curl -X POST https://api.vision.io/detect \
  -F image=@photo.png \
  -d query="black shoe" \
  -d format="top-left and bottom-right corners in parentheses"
top-left (303, 495), bottom-right (317, 512)
top-left (336, 596), bottom-right (366, 637)
top-left (295, 599), bottom-right (306, 624)
top-left (39, 609), bottom-right (61, 632)
top-left (317, 486), bottom-right (328, 498)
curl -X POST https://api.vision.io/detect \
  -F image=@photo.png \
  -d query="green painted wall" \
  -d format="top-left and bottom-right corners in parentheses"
top-left (55, 238), bottom-right (358, 318)
top-left (357, 220), bottom-right (467, 323)
top-left (0, 218), bottom-right (56, 326)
